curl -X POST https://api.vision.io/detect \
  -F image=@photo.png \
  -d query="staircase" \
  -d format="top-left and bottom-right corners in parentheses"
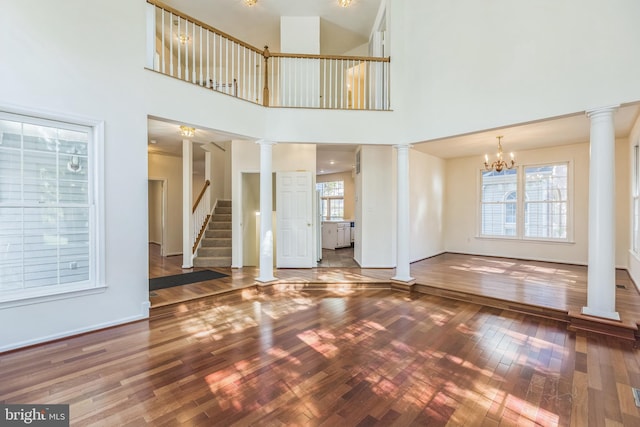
top-left (194, 200), bottom-right (232, 267)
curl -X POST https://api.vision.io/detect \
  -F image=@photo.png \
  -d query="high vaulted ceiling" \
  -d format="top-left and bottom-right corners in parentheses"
top-left (147, 2), bottom-right (640, 169)
top-left (158, 0), bottom-right (384, 54)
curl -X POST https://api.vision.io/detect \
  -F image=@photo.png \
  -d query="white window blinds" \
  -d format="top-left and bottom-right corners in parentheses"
top-left (0, 115), bottom-right (92, 294)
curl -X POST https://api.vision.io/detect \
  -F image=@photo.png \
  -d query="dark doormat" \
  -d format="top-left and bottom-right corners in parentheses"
top-left (149, 270), bottom-right (228, 291)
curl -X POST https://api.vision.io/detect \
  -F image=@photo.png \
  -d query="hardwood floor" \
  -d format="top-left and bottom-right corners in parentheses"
top-left (3, 288), bottom-right (640, 425)
top-left (150, 246), bottom-right (640, 340)
top-left (148, 244), bottom-right (254, 308)
top-left (318, 247), bottom-right (359, 268)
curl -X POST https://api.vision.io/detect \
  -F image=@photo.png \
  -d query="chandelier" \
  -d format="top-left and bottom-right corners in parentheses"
top-left (244, 0), bottom-right (257, 6)
top-left (179, 126), bottom-right (195, 138)
top-left (484, 136), bottom-right (515, 173)
top-left (338, 0), bottom-right (352, 7)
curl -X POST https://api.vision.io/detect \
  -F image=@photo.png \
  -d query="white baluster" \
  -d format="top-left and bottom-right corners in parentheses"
top-left (224, 39), bottom-right (229, 93)
top-left (185, 21), bottom-right (189, 80)
top-left (161, 8), bottom-right (165, 74)
top-left (177, 18), bottom-right (182, 79)
top-left (206, 29), bottom-right (210, 88)
top-left (169, 12), bottom-right (174, 77)
top-left (199, 27), bottom-right (203, 86)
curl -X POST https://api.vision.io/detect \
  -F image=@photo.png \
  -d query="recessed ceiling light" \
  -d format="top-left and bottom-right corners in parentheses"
top-left (330, 161), bottom-right (335, 165)
top-left (149, 139), bottom-right (157, 144)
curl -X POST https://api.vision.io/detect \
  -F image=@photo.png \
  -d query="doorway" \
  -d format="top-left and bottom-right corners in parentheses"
top-left (315, 144), bottom-right (359, 268)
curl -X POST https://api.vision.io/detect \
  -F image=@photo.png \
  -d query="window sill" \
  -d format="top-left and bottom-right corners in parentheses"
top-left (0, 283), bottom-right (107, 309)
top-left (476, 236), bottom-right (575, 245)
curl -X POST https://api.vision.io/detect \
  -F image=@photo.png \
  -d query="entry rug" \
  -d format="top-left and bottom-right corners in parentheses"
top-left (149, 270), bottom-right (228, 291)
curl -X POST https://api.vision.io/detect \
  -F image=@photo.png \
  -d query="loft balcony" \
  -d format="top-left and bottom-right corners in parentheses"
top-left (145, 0), bottom-right (390, 111)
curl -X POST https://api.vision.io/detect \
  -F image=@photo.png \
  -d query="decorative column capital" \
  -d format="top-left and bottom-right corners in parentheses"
top-left (256, 139), bottom-right (277, 146)
top-left (393, 143), bottom-right (412, 152)
top-left (586, 105), bottom-right (619, 119)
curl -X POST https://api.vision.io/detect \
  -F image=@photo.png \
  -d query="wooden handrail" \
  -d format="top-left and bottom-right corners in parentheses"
top-left (192, 180), bottom-right (210, 213)
top-left (270, 52), bottom-right (390, 63)
top-left (147, 0), bottom-right (390, 64)
top-left (147, 0), bottom-right (263, 54)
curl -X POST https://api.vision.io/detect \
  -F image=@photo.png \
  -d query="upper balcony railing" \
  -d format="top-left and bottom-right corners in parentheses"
top-left (145, 1), bottom-right (390, 110)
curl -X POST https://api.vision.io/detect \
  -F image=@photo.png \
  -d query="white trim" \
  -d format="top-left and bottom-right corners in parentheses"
top-left (0, 284), bottom-right (107, 309)
top-left (475, 236), bottom-right (576, 245)
top-left (0, 310), bottom-right (147, 353)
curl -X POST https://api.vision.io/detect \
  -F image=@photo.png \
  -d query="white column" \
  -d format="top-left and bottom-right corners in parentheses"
top-left (582, 105), bottom-right (620, 321)
top-left (182, 139), bottom-right (194, 268)
top-left (392, 144), bottom-right (414, 284)
top-left (256, 139), bottom-right (277, 283)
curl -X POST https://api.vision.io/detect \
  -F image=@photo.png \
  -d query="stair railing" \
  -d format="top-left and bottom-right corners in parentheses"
top-left (192, 180), bottom-right (211, 253)
top-left (145, 0), bottom-right (391, 110)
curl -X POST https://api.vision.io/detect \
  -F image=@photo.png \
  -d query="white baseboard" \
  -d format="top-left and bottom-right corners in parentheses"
top-left (0, 311), bottom-right (149, 353)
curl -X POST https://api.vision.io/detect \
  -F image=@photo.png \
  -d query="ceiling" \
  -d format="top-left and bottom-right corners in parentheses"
top-left (149, 104), bottom-right (640, 177)
top-left (414, 104), bottom-right (640, 159)
top-left (159, 0), bottom-right (384, 54)
top-left (317, 144), bottom-right (358, 175)
top-left (147, 117), bottom-right (358, 176)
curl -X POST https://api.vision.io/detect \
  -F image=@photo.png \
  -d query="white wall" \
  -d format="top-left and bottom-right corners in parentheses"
top-left (0, 0), bottom-right (149, 351)
top-left (242, 173), bottom-right (260, 266)
top-left (148, 153), bottom-right (183, 256)
top-left (444, 141), bottom-right (630, 267)
top-left (209, 141), bottom-right (231, 205)
top-left (281, 17), bottom-right (320, 54)
top-left (148, 180), bottom-right (163, 245)
top-left (390, 0), bottom-right (640, 143)
top-left (409, 150), bottom-right (445, 261)
top-left (356, 145), bottom-right (396, 267)
top-left (231, 140), bottom-right (316, 267)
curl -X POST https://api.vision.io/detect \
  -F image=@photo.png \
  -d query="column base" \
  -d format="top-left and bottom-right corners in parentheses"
top-left (581, 306), bottom-right (621, 322)
top-left (255, 276), bottom-right (277, 285)
top-left (181, 264), bottom-right (193, 269)
top-left (390, 277), bottom-right (415, 292)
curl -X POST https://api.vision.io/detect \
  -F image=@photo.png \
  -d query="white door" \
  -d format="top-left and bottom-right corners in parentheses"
top-left (276, 171), bottom-right (313, 268)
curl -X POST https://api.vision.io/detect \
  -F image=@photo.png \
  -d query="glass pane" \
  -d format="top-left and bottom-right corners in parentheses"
top-left (23, 207), bottom-right (59, 287)
top-left (481, 169), bottom-right (517, 202)
top-left (524, 201), bottom-right (567, 238)
top-left (319, 181), bottom-right (344, 197)
top-left (329, 199), bottom-right (344, 220)
top-left (0, 207), bottom-right (24, 290)
top-left (0, 119), bottom-right (22, 149)
top-left (525, 164), bottom-right (568, 202)
top-left (0, 148), bottom-right (22, 203)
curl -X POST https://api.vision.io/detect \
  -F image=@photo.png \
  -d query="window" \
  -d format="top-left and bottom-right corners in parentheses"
top-left (0, 111), bottom-right (101, 303)
top-left (317, 180), bottom-right (344, 220)
top-left (480, 163), bottom-right (570, 241)
top-left (480, 169), bottom-right (517, 236)
top-left (524, 164), bottom-right (568, 239)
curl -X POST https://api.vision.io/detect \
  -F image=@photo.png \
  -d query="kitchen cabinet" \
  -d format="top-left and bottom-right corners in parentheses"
top-left (321, 221), bottom-right (352, 249)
